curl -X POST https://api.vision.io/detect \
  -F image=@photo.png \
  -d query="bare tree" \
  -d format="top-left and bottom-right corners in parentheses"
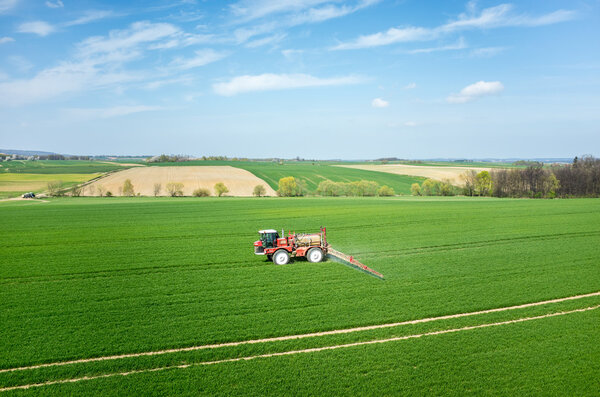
top-left (97, 185), bottom-right (106, 197)
top-left (47, 181), bottom-right (64, 197)
top-left (153, 183), bottom-right (162, 197)
top-left (166, 182), bottom-right (184, 197)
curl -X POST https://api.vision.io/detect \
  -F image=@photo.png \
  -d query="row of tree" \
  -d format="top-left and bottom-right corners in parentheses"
top-left (460, 156), bottom-right (600, 198)
top-left (411, 179), bottom-right (458, 196)
top-left (276, 176), bottom-right (395, 197)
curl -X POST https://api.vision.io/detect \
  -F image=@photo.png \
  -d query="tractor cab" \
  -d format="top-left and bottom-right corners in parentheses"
top-left (254, 229), bottom-right (279, 255)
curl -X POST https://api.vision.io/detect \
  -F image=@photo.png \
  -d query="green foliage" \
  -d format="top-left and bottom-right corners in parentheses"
top-left (277, 176), bottom-right (302, 197)
top-left (105, 191), bottom-right (112, 197)
top-left (421, 179), bottom-right (440, 196)
top-left (476, 171), bottom-right (493, 196)
top-left (410, 183), bottom-right (421, 196)
top-left (253, 185), bottom-right (266, 197)
top-left (122, 179), bottom-right (135, 196)
top-left (193, 188), bottom-right (210, 197)
top-left (214, 182), bottom-right (229, 197)
top-left (377, 185), bottom-right (395, 196)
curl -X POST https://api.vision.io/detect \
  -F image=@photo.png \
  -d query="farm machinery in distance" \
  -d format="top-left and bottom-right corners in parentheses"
top-left (253, 227), bottom-right (384, 279)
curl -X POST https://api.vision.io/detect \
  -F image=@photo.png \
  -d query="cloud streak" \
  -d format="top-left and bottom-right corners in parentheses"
top-left (332, 3), bottom-right (576, 50)
top-left (213, 73), bottom-right (363, 96)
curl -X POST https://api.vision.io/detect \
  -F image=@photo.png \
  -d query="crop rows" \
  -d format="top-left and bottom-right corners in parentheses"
top-left (1, 197), bottom-right (599, 394)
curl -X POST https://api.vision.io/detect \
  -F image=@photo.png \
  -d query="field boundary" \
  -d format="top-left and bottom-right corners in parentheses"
top-left (1, 305), bottom-right (597, 392)
top-left (2, 291), bottom-right (599, 374)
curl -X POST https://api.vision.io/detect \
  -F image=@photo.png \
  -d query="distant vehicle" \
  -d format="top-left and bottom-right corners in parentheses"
top-left (21, 192), bottom-right (35, 198)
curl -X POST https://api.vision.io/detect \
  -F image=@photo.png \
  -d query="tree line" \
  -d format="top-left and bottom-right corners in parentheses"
top-left (276, 176), bottom-right (395, 197)
top-left (460, 156), bottom-right (600, 198)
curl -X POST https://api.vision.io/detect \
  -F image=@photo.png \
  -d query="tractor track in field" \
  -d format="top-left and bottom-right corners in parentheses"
top-left (347, 230), bottom-right (600, 258)
top-left (2, 291), bottom-right (599, 375)
top-left (1, 304), bottom-right (598, 392)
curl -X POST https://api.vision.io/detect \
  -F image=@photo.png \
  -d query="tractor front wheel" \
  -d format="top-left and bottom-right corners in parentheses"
top-left (307, 248), bottom-right (324, 263)
top-left (273, 250), bottom-right (290, 265)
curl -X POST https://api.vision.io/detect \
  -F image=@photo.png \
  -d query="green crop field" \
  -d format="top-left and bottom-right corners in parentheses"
top-left (0, 160), bottom-right (133, 174)
top-left (150, 160), bottom-right (425, 194)
top-left (0, 173), bottom-right (102, 199)
top-left (1, 197), bottom-right (598, 395)
top-left (0, 161), bottom-right (141, 198)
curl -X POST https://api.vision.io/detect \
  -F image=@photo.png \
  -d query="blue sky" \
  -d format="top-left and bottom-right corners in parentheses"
top-left (0, 0), bottom-right (598, 158)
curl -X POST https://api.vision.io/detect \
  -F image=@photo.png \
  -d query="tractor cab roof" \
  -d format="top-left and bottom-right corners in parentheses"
top-left (258, 229), bottom-right (277, 234)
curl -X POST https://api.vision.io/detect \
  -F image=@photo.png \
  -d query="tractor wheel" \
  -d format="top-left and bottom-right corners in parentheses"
top-left (273, 250), bottom-right (290, 265)
top-left (307, 248), bottom-right (324, 263)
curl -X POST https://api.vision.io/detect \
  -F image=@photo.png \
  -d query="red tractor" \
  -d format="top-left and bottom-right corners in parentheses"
top-left (254, 227), bottom-right (328, 265)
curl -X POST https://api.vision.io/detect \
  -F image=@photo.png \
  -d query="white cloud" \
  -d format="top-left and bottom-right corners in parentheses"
top-left (45, 0), bottom-right (63, 8)
top-left (230, 0), bottom-right (333, 22)
top-left (0, 61), bottom-right (144, 106)
top-left (0, 0), bottom-right (18, 13)
top-left (333, 26), bottom-right (432, 50)
top-left (446, 80), bottom-right (504, 104)
top-left (246, 33), bottom-right (286, 48)
top-left (230, 0), bottom-right (380, 43)
top-left (470, 46), bottom-right (505, 57)
top-left (64, 10), bottom-right (115, 27)
top-left (63, 105), bottom-right (162, 120)
top-left (408, 37), bottom-right (466, 54)
top-left (404, 121), bottom-right (417, 127)
top-left (0, 36), bottom-right (14, 44)
top-left (404, 82), bottom-right (416, 89)
top-left (282, 49), bottom-right (303, 59)
top-left (169, 49), bottom-right (227, 70)
top-left (333, 4), bottom-right (576, 50)
top-left (213, 73), bottom-right (363, 96)
top-left (17, 21), bottom-right (55, 36)
top-left (371, 97), bottom-right (389, 108)
top-left (77, 21), bottom-right (179, 58)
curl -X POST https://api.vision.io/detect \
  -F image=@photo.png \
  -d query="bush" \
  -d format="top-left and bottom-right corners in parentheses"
top-left (277, 177), bottom-right (303, 197)
top-left (253, 185), bottom-right (266, 197)
top-left (105, 191), bottom-right (113, 197)
top-left (214, 182), bottom-right (229, 197)
top-left (166, 182), bottom-right (184, 197)
top-left (421, 179), bottom-right (441, 196)
top-left (47, 181), bottom-right (64, 197)
top-left (377, 185), bottom-right (395, 196)
top-left (410, 183), bottom-right (421, 196)
top-left (193, 188), bottom-right (210, 197)
top-left (440, 179), bottom-right (455, 196)
top-left (122, 179), bottom-right (135, 196)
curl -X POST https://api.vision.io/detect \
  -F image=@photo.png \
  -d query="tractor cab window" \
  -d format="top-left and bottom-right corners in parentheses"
top-left (260, 232), bottom-right (279, 248)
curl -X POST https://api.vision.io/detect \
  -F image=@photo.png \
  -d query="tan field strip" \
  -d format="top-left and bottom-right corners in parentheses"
top-left (82, 166), bottom-right (276, 197)
top-left (2, 305), bottom-right (598, 392)
top-left (336, 164), bottom-right (493, 185)
top-left (2, 291), bottom-right (598, 375)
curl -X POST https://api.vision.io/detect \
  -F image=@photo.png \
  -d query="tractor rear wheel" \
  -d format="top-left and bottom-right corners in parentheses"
top-left (307, 248), bottom-right (324, 263)
top-left (273, 250), bottom-right (290, 265)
